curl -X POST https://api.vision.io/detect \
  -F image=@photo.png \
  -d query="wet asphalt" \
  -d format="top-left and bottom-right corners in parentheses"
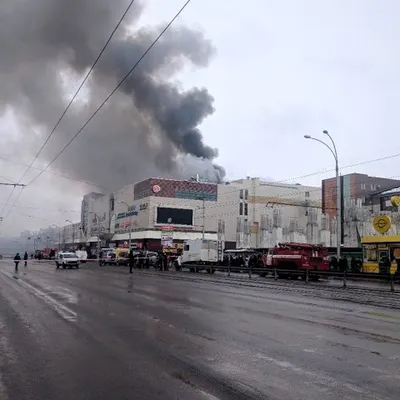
top-left (0, 260), bottom-right (400, 400)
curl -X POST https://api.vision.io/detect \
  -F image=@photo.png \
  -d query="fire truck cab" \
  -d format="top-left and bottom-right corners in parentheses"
top-left (266, 242), bottom-right (329, 280)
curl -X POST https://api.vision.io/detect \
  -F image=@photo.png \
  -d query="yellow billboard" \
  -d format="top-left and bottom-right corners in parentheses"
top-left (372, 215), bottom-right (391, 234)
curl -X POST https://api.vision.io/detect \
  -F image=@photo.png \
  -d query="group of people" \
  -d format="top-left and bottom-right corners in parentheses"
top-left (127, 249), bottom-right (169, 273)
top-left (13, 251), bottom-right (29, 271)
top-left (329, 256), bottom-right (362, 273)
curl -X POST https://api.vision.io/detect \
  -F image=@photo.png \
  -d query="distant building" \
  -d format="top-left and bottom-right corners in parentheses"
top-left (322, 173), bottom-right (400, 246)
top-left (322, 173), bottom-right (400, 244)
top-left (80, 192), bottom-right (105, 238)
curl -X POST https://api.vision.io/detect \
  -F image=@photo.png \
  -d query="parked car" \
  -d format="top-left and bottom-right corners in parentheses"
top-left (56, 252), bottom-right (79, 269)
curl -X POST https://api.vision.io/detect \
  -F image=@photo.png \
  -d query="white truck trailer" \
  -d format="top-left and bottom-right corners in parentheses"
top-left (180, 239), bottom-right (221, 273)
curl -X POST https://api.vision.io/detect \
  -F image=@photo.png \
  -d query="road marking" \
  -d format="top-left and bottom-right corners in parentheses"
top-left (18, 279), bottom-right (77, 322)
top-left (198, 389), bottom-right (220, 400)
top-left (254, 353), bottom-right (381, 398)
top-left (0, 270), bottom-right (77, 322)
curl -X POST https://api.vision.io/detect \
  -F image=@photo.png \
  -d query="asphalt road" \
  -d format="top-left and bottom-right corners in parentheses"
top-left (0, 260), bottom-right (399, 400)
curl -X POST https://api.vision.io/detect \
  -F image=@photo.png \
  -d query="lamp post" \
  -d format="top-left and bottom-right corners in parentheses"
top-left (65, 219), bottom-right (75, 251)
top-left (117, 200), bottom-right (131, 250)
top-left (304, 130), bottom-right (341, 260)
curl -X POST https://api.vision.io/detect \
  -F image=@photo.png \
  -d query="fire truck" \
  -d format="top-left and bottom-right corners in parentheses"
top-left (265, 242), bottom-right (329, 280)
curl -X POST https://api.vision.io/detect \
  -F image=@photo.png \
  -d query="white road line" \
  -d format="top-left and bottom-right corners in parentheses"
top-left (0, 270), bottom-right (77, 322)
top-left (254, 353), bottom-right (382, 398)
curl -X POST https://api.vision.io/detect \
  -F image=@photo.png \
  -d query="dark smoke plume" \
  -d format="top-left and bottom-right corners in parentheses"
top-left (0, 0), bottom-right (225, 190)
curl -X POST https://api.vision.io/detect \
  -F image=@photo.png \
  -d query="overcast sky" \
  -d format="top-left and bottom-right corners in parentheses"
top-left (1, 0), bottom-right (399, 236)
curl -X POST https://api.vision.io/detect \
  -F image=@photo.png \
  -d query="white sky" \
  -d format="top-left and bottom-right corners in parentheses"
top-left (1, 0), bottom-right (400, 235)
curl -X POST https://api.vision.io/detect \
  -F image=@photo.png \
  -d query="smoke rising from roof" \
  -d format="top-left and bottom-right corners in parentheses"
top-left (0, 0), bottom-right (225, 190)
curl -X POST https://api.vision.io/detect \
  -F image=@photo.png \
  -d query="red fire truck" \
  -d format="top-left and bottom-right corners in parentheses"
top-left (265, 242), bottom-right (329, 280)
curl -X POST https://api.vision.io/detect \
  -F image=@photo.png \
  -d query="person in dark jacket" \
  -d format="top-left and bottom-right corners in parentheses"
top-left (128, 249), bottom-right (134, 274)
top-left (338, 256), bottom-right (348, 273)
top-left (14, 253), bottom-right (21, 271)
top-left (23, 251), bottom-right (28, 267)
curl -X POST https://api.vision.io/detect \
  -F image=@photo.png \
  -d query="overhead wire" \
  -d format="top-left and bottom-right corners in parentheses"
top-left (3, 0), bottom-right (399, 230)
top-left (2, 0), bottom-right (195, 234)
top-left (23, 0), bottom-right (194, 189)
top-left (278, 152), bottom-right (400, 183)
top-left (1, 0), bottom-right (138, 221)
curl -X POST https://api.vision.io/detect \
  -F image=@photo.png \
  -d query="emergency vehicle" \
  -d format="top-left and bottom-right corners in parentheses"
top-left (265, 242), bottom-right (329, 280)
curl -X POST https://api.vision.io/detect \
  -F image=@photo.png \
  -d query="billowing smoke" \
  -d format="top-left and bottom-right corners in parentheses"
top-left (0, 0), bottom-right (225, 191)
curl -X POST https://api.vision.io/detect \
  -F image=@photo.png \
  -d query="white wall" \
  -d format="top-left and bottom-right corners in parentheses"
top-left (90, 194), bottom-right (111, 236)
top-left (213, 177), bottom-right (326, 247)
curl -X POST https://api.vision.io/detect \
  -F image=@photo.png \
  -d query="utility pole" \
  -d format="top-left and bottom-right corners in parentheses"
top-left (202, 197), bottom-right (205, 240)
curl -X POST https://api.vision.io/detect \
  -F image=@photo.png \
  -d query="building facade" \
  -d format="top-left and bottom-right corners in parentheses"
top-left (214, 177), bottom-right (329, 248)
top-left (80, 192), bottom-right (105, 238)
top-left (322, 173), bottom-right (400, 245)
top-left (110, 178), bottom-right (220, 249)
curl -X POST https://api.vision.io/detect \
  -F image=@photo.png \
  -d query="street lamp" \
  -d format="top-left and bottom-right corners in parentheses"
top-left (117, 200), bottom-right (131, 250)
top-left (304, 130), bottom-right (341, 260)
top-left (65, 219), bottom-right (75, 250)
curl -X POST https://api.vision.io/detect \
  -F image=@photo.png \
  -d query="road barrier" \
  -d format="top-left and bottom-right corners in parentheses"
top-left (3, 257), bottom-right (398, 293)
top-left (175, 264), bottom-right (399, 293)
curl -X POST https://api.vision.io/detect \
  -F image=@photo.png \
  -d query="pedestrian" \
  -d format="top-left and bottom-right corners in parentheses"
top-left (14, 253), bottom-right (21, 272)
top-left (129, 249), bottom-right (134, 274)
top-left (23, 251), bottom-right (28, 267)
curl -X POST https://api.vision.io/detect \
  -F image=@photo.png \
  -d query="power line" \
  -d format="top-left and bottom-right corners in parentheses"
top-left (16, 0), bottom-right (137, 186)
top-left (0, 175), bottom-right (14, 183)
top-left (24, 0), bottom-right (193, 189)
top-left (279, 152), bottom-right (400, 183)
top-left (0, 154), bottom-right (111, 191)
top-left (1, 0), bottom-right (137, 221)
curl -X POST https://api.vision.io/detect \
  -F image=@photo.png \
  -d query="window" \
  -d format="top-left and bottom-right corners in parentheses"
top-left (244, 203), bottom-right (248, 216)
top-left (240, 189), bottom-right (244, 200)
top-left (239, 202), bottom-right (243, 215)
top-left (371, 184), bottom-right (376, 191)
top-left (305, 191), bottom-right (310, 198)
top-left (184, 244), bottom-right (190, 251)
top-left (363, 245), bottom-right (377, 261)
top-left (244, 189), bottom-right (248, 200)
top-left (361, 183), bottom-right (366, 190)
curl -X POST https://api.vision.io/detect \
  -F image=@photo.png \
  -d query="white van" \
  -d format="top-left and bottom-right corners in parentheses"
top-left (75, 250), bottom-right (88, 263)
top-left (56, 252), bottom-right (79, 269)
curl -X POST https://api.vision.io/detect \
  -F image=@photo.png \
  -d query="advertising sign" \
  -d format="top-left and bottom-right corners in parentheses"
top-left (161, 226), bottom-right (173, 247)
top-left (372, 215), bottom-right (391, 234)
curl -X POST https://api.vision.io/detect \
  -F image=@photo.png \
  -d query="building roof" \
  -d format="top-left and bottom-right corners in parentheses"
top-left (379, 186), bottom-right (400, 196)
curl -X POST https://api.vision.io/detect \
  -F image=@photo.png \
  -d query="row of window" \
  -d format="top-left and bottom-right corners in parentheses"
top-left (175, 190), bottom-right (217, 201)
top-left (239, 189), bottom-right (249, 200)
top-left (239, 202), bottom-right (248, 216)
top-left (360, 183), bottom-right (380, 191)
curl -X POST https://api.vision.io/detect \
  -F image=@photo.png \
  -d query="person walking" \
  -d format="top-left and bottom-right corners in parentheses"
top-left (23, 251), bottom-right (28, 267)
top-left (14, 253), bottom-right (21, 272)
top-left (129, 249), bottom-right (134, 274)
